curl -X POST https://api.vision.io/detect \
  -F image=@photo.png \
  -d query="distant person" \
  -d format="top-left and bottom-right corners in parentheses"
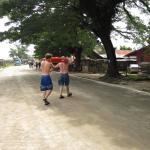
top-left (40, 53), bottom-right (54, 105)
top-left (35, 61), bottom-right (39, 70)
top-left (29, 60), bottom-right (34, 68)
top-left (38, 61), bottom-right (41, 70)
top-left (54, 56), bottom-right (74, 99)
top-left (28, 61), bottom-right (31, 68)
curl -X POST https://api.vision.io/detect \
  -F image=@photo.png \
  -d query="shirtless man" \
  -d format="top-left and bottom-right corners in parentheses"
top-left (40, 53), bottom-right (54, 105)
top-left (54, 56), bottom-right (74, 99)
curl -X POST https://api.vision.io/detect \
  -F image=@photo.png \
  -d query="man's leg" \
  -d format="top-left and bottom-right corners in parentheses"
top-left (65, 75), bottom-right (72, 97)
top-left (59, 86), bottom-right (64, 98)
top-left (42, 90), bottom-right (52, 105)
top-left (66, 85), bottom-right (72, 97)
top-left (66, 86), bottom-right (69, 95)
top-left (43, 91), bottom-right (46, 99)
top-left (45, 90), bottom-right (52, 99)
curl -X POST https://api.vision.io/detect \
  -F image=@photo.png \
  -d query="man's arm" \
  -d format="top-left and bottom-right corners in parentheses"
top-left (53, 63), bottom-right (60, 68)
top-left (68, 55), bottom-right (75, 64)
top-left (40, 61), bottom-right (44, 71)
top-left (49, 62), bottom-right (55, 72)
top-left (51, 63), bottom-right (55, 69)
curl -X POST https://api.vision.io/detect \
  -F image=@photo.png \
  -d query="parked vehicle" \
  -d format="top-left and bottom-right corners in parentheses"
top-left (128, 64), bottom-right (139, 73)
top-left (14, 58), bottom-right (22, 66)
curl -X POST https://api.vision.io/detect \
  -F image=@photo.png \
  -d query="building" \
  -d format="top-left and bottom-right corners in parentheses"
top-left (94, 49), bottom-right (132, 59)
top-left (125, 45), bottom-right (150, 64)
top-left (81, 49), bottom-right (133, 73)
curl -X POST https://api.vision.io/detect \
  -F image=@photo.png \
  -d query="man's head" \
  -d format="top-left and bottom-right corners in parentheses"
top-left (61, 56), bottom-right (65, 59)
top-left (45, 53), bottom-right (52, 60)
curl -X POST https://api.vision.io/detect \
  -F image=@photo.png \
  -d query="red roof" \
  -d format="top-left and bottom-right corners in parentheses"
top-left (115, 50), bottom-right (132, 56)
top-left (125, 45), bottom-right (150, 56)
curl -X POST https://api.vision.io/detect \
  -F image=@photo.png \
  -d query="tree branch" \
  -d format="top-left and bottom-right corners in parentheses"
top-left (139, 0), bottom-right (150, 12)
top-left (112, 27), bottom-right (134, 40)
top-left (123, 2), bottom-right (134, 23)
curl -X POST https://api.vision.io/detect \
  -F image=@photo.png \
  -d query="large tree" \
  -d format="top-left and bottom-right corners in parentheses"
top-left (79, 0), bottom-right (149, 77)
top-left (0, 0), bottom-right (150, 77)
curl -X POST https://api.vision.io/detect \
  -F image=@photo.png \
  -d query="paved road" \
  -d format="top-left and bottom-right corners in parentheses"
top-left (0, 65), bottom-right (150, 150)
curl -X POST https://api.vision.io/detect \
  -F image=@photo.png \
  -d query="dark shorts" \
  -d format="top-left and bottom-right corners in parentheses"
top-left (40, 75), bottom-right (53, 91)
top-left (58, 73), bottom-right (69, 86)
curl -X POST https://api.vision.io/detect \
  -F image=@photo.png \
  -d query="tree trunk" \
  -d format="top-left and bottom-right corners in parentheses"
top-left (79, 0), bottom-right (122, 77)
top-left (74, 47), bottom-right (82, 71)
top-left (99, 34), bottom-right (120, 77)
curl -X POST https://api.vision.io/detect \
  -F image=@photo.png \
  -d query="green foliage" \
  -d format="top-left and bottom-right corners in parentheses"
top-left (126, 15), bottom-right (149, 45)
top-left (126, 74), bottom-right (150, 81)
top-left (120, 45), bottom-right (132, 50)
top-left (9, 45), bottom-right (29, 60)
top-left (77, 29), bottom-right (97, 56)
top-left (0, 0), bottom-right (97, 58)
top-left (1, 0), bottom-right (150, 49)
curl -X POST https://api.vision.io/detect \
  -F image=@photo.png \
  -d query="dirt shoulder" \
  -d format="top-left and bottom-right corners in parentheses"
top-left (70, 72), bottom-right (150, 93)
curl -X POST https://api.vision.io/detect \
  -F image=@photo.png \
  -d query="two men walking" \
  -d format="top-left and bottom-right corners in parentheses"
top-left (40, 53), bottom-right (74, 105)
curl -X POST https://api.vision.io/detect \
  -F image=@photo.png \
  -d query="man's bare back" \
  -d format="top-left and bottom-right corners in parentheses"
top-left (54, 56), bottom-right (74, 98)
top-left (40, 53), bottom-right (54, 105)
top-left (41, 60), bottom-right (53, 75)
top-left (54, 56), bottom-right (74, 74)
top-left (56, 62), bottom-right (69, 74)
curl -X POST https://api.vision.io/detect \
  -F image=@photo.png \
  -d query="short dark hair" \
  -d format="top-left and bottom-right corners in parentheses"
top-left (45, 53), bottom-right (52, 59)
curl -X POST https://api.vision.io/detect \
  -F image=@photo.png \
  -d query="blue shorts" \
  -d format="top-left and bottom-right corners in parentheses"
top-left (58, 73), bottom-right (69, 86)
top-left (40, 75), bottom-right (53, 91)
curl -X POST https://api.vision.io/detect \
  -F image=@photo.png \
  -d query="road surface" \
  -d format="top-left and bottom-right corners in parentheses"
top-left (0, 65), bottom-right (150, 150)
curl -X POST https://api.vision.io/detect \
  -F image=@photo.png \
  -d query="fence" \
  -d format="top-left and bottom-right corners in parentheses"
top-left (81, 58), bottom-right (138, 74)
top-left (0, 59), bottom-right (5, 68)
top-left (0, 59), bottom-right (14, 68)
top-left (81, 59), bottom-right (107, 73)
